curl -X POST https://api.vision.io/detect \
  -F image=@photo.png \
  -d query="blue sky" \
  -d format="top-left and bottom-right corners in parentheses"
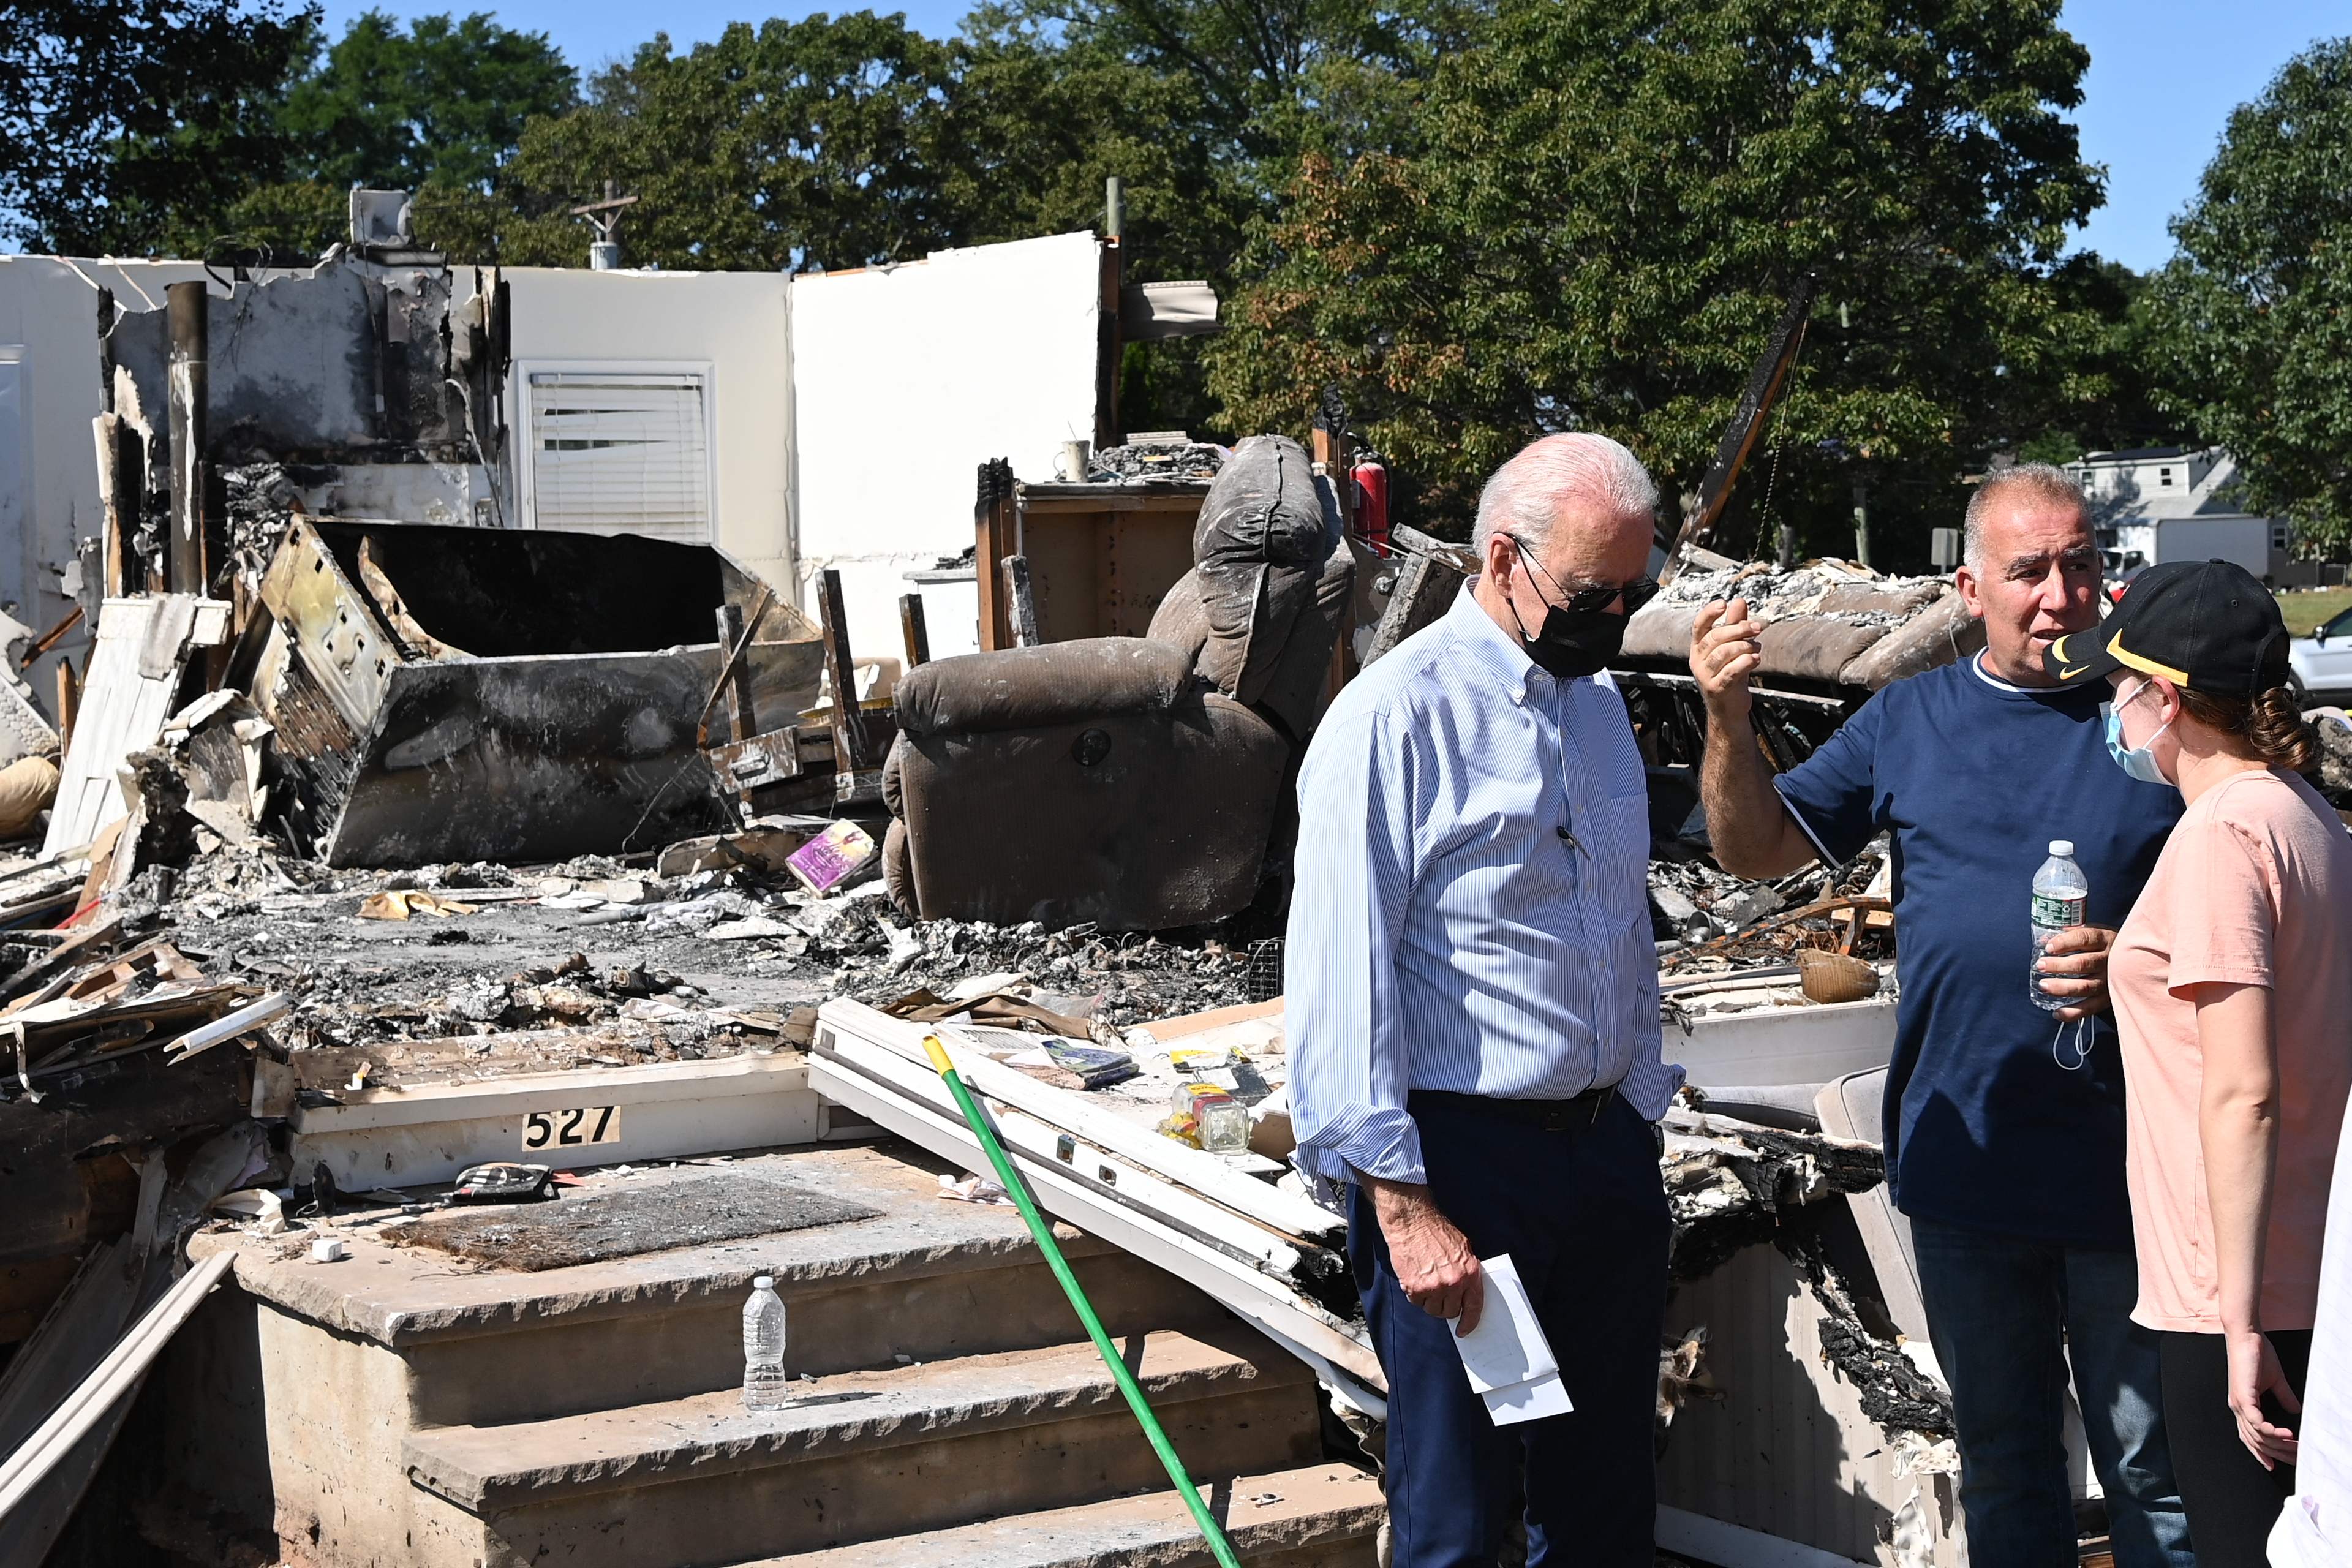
top-left (318, 0), bottom-right (2347, 274)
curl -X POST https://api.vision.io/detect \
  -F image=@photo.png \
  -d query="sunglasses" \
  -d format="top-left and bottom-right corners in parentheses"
top-left (1506, 536), bottom-right (1660, 615)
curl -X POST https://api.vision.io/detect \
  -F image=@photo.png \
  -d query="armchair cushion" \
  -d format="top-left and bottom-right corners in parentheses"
top-left (895, 637), bottom-right (1194, 738)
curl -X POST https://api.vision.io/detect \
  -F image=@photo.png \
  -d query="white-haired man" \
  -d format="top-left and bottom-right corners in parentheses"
top-left (1288, 432), bottom-right (1682, 1565)
top-left (1692, 464), bottom-right (2193, 1568)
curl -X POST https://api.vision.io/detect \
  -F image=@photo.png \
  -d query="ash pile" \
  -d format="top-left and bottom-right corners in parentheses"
top-left (1085, 433), bottom-right (1227, 482)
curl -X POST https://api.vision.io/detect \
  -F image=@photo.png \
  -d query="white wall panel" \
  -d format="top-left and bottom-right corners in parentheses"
top-left (788, 232), bottom-right (1101, 660)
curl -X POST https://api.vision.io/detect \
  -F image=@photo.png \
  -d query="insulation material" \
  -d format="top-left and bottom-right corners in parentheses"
top-left (789, 232), bottom-right (1102, 661)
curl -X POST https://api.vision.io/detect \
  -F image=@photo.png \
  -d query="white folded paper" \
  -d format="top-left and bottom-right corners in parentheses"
top-left (1449, 1253), bottom-right (1572, 1425)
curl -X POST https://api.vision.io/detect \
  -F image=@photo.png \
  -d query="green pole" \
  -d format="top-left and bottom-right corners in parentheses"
top-left (921, 1032), bottom-right (1245, 1568)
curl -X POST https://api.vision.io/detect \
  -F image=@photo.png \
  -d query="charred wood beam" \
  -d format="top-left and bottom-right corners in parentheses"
top-left (818, 570), bottom-right (871, 777)
top-left (899, 594), bottom-right (931, 668)
top-left (974, 459), bottom-right (1016, 652)
top-left (164, 282), bottom-right (209, 596)
top-left (1000, 556), bottom-right (1040, 649)
top-left (1662, 275), bottom-right (1817, 570)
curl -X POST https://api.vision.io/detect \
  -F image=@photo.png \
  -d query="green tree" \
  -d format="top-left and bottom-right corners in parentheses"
top-left (218, 10), bottom-right (576, 259)
top-left (0, 0), bottom-right (317, 254)
top-left (284, 11), bottom-right (576, 192)
top-left (2016, 255), bottom-right (2199, 467)
top-left (480, 15), bottom-right (962, 271)
top-left (2141, 36), bottom-right (2352, 558)
top-left (1206, 0), bottom-right (2109, 555)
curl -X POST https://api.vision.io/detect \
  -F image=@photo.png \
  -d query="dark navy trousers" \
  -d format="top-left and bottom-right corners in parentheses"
top-left (1348, 1091), bottom-right (1672, 1568)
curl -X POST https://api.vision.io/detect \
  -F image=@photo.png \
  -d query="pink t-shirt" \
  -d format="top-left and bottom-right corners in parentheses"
top-left (2109, 767), bottom-right (2352, 1333)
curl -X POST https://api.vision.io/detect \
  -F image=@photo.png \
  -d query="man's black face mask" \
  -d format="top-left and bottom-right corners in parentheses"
top-left (1501, 537), bottom-right (1634, 680)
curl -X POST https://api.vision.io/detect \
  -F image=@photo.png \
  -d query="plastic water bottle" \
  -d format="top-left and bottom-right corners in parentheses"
top-left (742, 1275), bottom-right (788, 1411)
top-left (2029, 840), bottom-right (2089, 1012)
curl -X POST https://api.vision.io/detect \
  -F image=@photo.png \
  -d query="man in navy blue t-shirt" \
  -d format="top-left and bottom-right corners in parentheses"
top-left (1691, 465), bottom-right (2192, 1568)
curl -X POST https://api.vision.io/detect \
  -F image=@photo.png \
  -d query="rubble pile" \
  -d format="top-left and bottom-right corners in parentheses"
top-left (118, 837), bottom-right (1270, 1072)
top-left (1085, 439), bottom-right (1226, 483)
top-left (2316, 707), bottom-right (2352, 805)
top-left (1649, 559), bottom-right (1950, 628)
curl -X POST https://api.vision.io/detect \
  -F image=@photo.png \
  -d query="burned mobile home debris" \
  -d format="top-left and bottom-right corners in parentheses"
top-left (8, 216), bottom-right (2344, 1568)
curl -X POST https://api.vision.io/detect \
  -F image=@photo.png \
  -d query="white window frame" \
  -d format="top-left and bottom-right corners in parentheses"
top-left (512, 360), bottom-right (718, 543)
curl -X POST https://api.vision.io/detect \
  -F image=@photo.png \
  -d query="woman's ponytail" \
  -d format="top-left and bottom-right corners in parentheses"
top-left (2247, 686), bottom-right (2321, 774)
top-left (2178, 684), bottom-right (2321, 774)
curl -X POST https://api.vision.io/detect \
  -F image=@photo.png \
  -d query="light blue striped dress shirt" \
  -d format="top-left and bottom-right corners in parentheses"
top-left (1286, 588), bottom-right (1682, 1189)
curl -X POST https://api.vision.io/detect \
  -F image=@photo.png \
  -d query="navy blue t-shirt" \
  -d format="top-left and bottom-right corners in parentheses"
top-left (1775, 656), bottom-right (2182, 1246)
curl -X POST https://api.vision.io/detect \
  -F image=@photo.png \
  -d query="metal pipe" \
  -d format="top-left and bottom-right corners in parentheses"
top-left (1104, 175), bottom-right (1124, 240)
top-left (165, 281), bottom-right (209, 595)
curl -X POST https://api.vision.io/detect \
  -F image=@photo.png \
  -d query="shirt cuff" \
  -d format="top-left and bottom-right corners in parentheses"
top-left (1620, 1054), bottom-right (1686, 1121)
top-left (1297, 1103), bottom-right (1427, 1186)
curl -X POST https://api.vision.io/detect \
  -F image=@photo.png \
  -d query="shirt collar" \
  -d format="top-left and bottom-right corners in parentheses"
top-left (1446, 586), bottom-right (1551, 705)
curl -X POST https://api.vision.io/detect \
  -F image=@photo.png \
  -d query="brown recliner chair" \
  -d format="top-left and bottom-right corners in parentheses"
top-left (883, 435), bottom-right (1354, 930)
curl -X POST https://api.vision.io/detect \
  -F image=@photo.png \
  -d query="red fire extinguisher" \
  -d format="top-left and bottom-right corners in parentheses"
top-left (1352, 456), bottom-right (1390, 554)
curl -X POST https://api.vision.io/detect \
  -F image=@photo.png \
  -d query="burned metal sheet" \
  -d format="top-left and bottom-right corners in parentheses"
top-left (251, 519), bottom-right (826, 867)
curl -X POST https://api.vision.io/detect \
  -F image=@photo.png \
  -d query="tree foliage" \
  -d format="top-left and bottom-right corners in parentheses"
top-left (284, 10), bottom-right (576, 193)
top-left (0, 0), bottom-right (317, 253)
top-left (220, 10), bottom-right (576, 259)
top-left (2141, 36), bottom-right (2352, 557)
top-left (1207, 0), bottom-right (2113, 549)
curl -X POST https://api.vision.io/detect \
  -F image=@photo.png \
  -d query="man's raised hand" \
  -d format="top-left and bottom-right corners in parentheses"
top-left (1692, 598), bottom-right (1763, 721)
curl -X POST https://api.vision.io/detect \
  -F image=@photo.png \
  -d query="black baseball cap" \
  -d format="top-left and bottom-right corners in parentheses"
top-left (2043, 559), bottom-right (2290, 699)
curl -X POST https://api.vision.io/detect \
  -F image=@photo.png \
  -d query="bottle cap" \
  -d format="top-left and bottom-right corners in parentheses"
top-left (2048, 840), bottom-right (2074, 858)
top-left (754, 1275), bottom-right (775, 1290)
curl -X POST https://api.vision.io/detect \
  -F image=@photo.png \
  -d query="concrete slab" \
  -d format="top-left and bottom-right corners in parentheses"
top-left (183, 1142), bottom-right (1231, 1435)
top-left (758, 1462), bottom-right (1383, 1567)
top-left (404, 1327), bottom-right (1310, 1513)
top-left (396, 1327), bottom-right (1322, 1568)
top-left (197, 1144), bottom-right (1134, 1348)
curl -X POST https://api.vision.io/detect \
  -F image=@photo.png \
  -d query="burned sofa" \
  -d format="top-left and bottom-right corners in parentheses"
top-left (245, 519), bottom-right (821, 866)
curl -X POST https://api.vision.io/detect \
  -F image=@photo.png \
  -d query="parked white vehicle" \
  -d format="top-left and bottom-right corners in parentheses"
top-left (2290, 604), bottom-right (2352, 704)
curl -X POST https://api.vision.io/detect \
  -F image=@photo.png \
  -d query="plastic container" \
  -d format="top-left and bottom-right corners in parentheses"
top-left (2029, 840), bottom-right (2089, 1012)
top-left (742, 1275), bottom-right (788, 1411)
top-left (1163, 1084), bottom-right (1250, 1155)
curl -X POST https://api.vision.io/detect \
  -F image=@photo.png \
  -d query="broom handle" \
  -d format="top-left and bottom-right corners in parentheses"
top-left (922, 1033), bottom-right (1245, 1568)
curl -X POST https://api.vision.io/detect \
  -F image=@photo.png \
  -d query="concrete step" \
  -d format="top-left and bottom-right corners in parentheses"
top-left (756, 1463), bottom-right (1384, 1567)
top-left (195, 1143), bottom-right (1229, 1428)
top-left (401, 1327), bottom-right (1324, 1568)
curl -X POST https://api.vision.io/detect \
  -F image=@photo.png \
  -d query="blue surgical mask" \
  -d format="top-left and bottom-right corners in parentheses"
top-left (2103, 679), bottom-right (2173, 786)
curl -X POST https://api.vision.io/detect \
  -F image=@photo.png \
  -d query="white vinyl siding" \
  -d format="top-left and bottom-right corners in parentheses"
top-left (526, 370), bottom-right (711, 541)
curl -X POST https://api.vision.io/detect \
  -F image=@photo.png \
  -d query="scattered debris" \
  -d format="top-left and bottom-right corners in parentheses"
top-left (389, 1170), bottom-right (881, 1268)
top-left (1085, 437), bottom-right (1226, 483)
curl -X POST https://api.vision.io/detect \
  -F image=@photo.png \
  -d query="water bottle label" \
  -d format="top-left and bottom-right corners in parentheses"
top-left (2032, 893), bottom-right (2084, 929)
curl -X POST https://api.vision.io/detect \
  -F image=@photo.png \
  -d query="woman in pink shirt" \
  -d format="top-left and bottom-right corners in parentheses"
top-left (2043, 560), bottom-right (2352, 1568)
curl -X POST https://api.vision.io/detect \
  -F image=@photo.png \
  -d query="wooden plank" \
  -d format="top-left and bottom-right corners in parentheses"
top-left (53, 660), bottom-right (78, 758)
top-left (1018, 492), bottom-right (1208, 516)
top-left (1101, 511), bottom-right (1195, 638)
top-left (898, 594), bottom-right (931, 668)
top-left (0, 1251), bottom-right (236, 1526)
top-left (1138, 998), bottom-right (1285, 1041)
top-left (816, 570), bottom-right (870, 773)
top-left (816, 1000), bottom-right (1341, 1245)
top-left (974, 459), bottom-right (1016, 652)
top-left (1662, 276), bottom-right (1818, 566)
top-left (1022, 514), bottom-right (1101, 643)
top-left (1001, 556), bottom-right (1041, 648)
